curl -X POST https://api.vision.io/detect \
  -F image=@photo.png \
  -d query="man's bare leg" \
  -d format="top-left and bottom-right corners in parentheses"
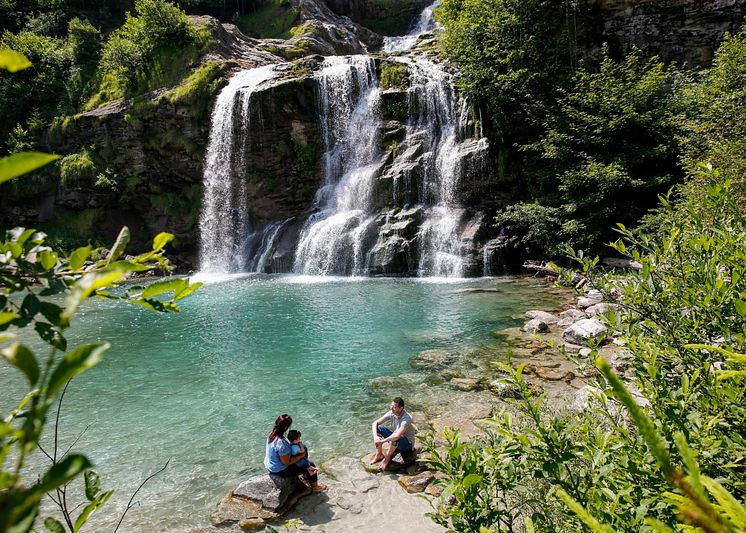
top-left (370, 439), bottom-right (385, 464)
top-left (378, 443), bottom-right (397, 471)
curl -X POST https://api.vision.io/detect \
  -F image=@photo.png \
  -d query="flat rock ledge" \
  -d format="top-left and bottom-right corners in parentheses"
top-left (212, 474), bottom-right (311, 529)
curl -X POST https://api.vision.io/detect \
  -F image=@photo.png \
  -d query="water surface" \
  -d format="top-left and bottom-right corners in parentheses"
top-left (0, 275), bottom-right (559, 531)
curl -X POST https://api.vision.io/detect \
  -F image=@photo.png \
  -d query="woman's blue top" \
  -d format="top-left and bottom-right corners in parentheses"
top-left (264, 436), bottom-right (290, 473)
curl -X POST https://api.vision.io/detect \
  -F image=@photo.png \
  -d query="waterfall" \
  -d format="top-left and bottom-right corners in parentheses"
top-left (383, 1), bottom-right (440, 53)
top-left (402, 57), bottom-right (465, 277)
top-left (293, 56), bottom-right (382, 275)
top-left (198, 66), bottom-right (276, 274)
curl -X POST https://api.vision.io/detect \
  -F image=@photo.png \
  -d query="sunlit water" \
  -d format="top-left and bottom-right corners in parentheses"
top-left (0, 276), bottom-right (559, 531)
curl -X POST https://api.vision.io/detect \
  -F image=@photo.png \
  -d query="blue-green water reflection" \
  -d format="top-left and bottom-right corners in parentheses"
top-left (0, 275), bottom-right (560, 530)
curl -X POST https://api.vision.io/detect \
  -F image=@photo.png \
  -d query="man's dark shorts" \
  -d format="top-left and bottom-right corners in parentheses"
top-left (376, 425), bottom-right (413, 452)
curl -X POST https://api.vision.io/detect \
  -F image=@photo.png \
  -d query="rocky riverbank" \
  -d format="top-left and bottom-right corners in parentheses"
top-left (190, 275), bottom-right (629, 532)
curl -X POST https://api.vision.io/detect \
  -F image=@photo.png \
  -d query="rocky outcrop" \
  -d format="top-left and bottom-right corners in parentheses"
top-left (212, 473), bottom-right (311, 528)
top-left (323, 0), bottom-right (433, 35)
top-left (583, 0), bottom-right (744, 65)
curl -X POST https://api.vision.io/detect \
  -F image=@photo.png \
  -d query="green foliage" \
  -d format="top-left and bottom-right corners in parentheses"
top-left (493, 46), bottom-right (682, 255)
top-left (437, 0), bottom-right (580, 140)
top-left (679, 26), bottom-right (746, 209)
top-left (379, 61), bottom-right (409, 90)
top-left (59, 146), bottom-right (96, 186)
top-left (428, 170), bottom-right (746, 531)
top-left (291, 135), bottom-right (323, 179)
top-left (163, 59), bottom-right (223, 106)
top-left (235, 0), bottom-right (299, 39)
top-left (86, 0), bottom-right (213, 108)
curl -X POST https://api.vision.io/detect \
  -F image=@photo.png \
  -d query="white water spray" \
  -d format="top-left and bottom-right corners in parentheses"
top-left (198, 66), bottom-right (277, 274)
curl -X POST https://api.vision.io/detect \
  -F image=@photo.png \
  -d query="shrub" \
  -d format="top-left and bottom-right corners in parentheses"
top-left (89, 0), bottom-right (212, 107)
top-left (379, 61), bottom-right (408, 90)
top-left (59, 146), bottom-right (96, 186)
top-left (427, 169), bottom-right (746, 531)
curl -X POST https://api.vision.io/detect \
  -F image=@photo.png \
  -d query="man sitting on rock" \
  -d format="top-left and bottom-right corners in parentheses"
top-left (370, 396), bottom-right (416, 471)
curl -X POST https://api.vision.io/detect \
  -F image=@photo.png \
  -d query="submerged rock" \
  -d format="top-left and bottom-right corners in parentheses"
top-left (409, 349), bottom-right (455, 369)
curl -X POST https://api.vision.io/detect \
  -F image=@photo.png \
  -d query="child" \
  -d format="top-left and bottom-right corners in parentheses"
top-left (287, 429), bottom-right (318, 476)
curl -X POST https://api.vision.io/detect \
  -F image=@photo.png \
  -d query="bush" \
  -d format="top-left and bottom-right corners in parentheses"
top-left (426, 168), bottom-right (746, 531)
top-left (379, 61), bottom-right (409, 90)
top-left (59, 147), bottom-right (96, 186)
top-left (89, 0), bottom-right (211, 107)
top-left (680, 25), bottom-right (746, 209)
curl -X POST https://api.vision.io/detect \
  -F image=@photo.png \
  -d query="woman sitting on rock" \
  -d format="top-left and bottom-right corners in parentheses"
top-left (263, 414), bottom-right (326, 492)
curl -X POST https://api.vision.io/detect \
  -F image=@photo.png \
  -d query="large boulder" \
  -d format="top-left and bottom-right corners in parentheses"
top-left (212, 473), bottom-right (310, 527)
top-left (524, 310), bottom-right (559, 324)
top-left (562, 318), bottom-right (608, 346)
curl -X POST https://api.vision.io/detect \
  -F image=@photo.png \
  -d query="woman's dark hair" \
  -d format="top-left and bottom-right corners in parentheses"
top-left (268, 414), bottom-right (292, 443)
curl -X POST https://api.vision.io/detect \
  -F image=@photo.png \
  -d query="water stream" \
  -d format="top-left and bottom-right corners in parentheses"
top-left (198, 65), bottom-right (277, 274)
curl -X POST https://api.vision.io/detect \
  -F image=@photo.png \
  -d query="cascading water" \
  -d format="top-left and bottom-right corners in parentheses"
top-left (383, 1), bottom-right (439, 53)
top-left (293, 56), bottom-right (382, 275)
top-left (197, 1), bottom-right (487, 278)
top-left (197, 65), bottom-right (276, 274)
top-left (404, 57), bottom-right (465, 277)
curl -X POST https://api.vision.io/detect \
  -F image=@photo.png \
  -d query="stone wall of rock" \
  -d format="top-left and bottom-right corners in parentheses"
top-left (583, 0), bottom-right (744, 65)
top-left (323, 0), bottom-right (433, 34)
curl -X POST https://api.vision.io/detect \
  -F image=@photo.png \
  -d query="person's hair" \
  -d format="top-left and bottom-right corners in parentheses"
top-left (268, 414), bottom-right (292, 443)
top-left (287, 429), bottom-right (301, 442)
top-left (392, 397), bottom-right (404, 408)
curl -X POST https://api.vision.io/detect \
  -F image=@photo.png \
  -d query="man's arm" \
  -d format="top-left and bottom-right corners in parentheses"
top-left (371, 412), bottom-right (390, 439)
top-left (380, 421), bottom-right (408, 443)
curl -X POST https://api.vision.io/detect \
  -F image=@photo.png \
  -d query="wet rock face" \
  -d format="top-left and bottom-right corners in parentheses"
top-left (583, 0), bottom-right (744, 66)
top-left (323, 0), bottom-right (433, 35)
top-left (244, 72), bottom-right (324, 225)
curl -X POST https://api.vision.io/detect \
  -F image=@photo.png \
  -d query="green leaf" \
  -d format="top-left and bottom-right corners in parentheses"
top-left (701, 476), bottom-right (746, 528)
top-left (34, 322), bottom-right (67, 351)
top-left (0, 152), bottom-right (60, 184)
top-left (68, 245), bottom-right (92, 271)
top-left (462, 473), bottom-right (482, 488)
top-left (44, 516), bottom-right (66, 533)
top-left (39, 302), bottom-right (66, 327)
top-left (107, 260), bottom-right (150, 272)
top-left (11, 228), bottom-right (36, 246)
top-left (152, 232), bottom-right (174, 251)
top-left (673, 432), bottom-right (704, 497)
top-left (19, 294), bottom-right (40, 320)
top-left (106, 226), bottom-right (130, 264)
top-left (174, 281), bottom-right (201, 301)
top-left (142, 278), bottom-right (187, 299)
top-left (74, 490), bottom-right (113, 532)
top-left (46, 342), bottom-right (109, 399)
top-left (0, 49), bottom-right (32, 72)
top-left (596, 358), bottom-right (672, 474)
top-left (1, 343), bottom-right (40, 386)
top-left (39, 250), bottom-right (58, 270)
top-left (62, 270), bottom-right (127, 321)
top-left (555, 487), bottom-right (616, 533)
top-left (35, 454), bottom-right (92, 494)
top-left (0, 312), bottom-right (19, 326)
top-left (734, 300), bottom-right (746, 317)
top-left (84, 470), bottom-right (101, 501)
